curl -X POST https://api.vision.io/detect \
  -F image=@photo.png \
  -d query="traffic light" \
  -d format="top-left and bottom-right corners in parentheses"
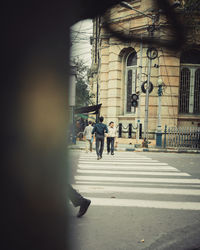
top-left (131, 93), bottom-right (139, 107)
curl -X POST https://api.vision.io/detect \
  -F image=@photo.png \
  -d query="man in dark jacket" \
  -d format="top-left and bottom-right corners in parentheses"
top-left (92, 116), bottom-right (108, 160)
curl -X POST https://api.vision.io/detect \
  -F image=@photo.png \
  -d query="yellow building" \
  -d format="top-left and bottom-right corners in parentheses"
top-left (89, 0), bottom-right (200, 138)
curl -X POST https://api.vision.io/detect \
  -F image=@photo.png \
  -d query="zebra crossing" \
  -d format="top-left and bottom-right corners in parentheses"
top-left (73, 152), bottom-right (200, 210)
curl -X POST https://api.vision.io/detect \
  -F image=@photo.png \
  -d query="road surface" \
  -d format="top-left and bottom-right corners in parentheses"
top-left (69, 151), bottom-right (200, 250)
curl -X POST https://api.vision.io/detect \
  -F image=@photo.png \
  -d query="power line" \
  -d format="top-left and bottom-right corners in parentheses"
top-left (71, 30), bottom-right (93, 35)
top-left (71, 51), bottom-right (92, 57)
top-left (72, 22), bottom-right (83, 42)
top-left (70, 25), bottom-right (93, 32)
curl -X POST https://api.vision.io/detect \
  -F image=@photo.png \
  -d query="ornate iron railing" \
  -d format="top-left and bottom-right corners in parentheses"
top-left (165, 126), bottom-right (200, 149)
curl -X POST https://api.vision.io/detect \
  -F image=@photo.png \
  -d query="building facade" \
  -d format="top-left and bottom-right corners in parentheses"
top-left (89, 0), bottom-right (200, 138)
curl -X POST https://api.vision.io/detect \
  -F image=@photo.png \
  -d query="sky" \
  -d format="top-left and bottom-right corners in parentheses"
top-left (70, 19), bottom-right (93, 67)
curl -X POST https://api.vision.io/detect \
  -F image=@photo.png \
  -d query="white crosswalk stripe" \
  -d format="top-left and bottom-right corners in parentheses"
top-left (75, 181), bottom-right (200, 188)
top-left (73, 152), bottom-right (200, 210)
top-left (72, 185), bottom-right (200, 196)
top-left (75, 175), bottom-right (200, 184)
top-left (78, 165), bottom-right (177, 171)
top-left (77, 169), bottom-right (190, 176)
top-left (78, 161), bottom-right (169, 165)
top-left (80, 197), bottom-right (200, 211)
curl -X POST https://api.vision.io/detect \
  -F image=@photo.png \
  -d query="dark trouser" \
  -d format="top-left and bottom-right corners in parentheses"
top-left (96, 134), bottom-right (104, 157)
top-left (107, 137), bottom-right (115, 154)
top-left (68, 184), bottom-right (83, 207)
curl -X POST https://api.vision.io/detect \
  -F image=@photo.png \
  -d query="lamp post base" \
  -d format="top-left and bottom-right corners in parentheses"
top-left (156, 132), bottom-right (162, 147)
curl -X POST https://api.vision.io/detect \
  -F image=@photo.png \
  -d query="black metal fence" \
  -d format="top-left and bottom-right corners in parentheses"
top-left (164, 126), bottom-right (200, 149)
top-left (117, 123), bottom-right (200, 149)
top-left (117, 123), bottom-right (142, 139)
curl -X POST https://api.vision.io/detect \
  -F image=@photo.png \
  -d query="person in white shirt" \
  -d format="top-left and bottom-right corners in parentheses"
top-left (83, 121), bottom-right (93, 153)
top-left (107, 121), bottom-right (117, 155)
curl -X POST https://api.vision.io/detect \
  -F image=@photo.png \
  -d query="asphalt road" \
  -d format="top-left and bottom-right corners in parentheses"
top-left (68, 151), bottom-right (200, 250)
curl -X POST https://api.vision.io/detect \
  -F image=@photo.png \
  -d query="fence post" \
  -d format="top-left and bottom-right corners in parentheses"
top-left (164, 125), bottom-right (167, 148)
top-left (128, 123), bottom-right (132, 138)
top-left (118, 123), bottom-right (122, 138)
top-left (139, 123), bottom-right (142, 139)
top-left (168, 127), bottom-right (170, 147)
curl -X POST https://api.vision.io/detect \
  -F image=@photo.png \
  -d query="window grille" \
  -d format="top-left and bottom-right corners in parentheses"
top-left (179, 49), bottom-right (200, 115)
top-left (179, 68), bottom-right (190, 113)
top-left (194, 68), bottom-right (200, 114)
top-left (125, 51), bottom-right (137, 113)
top-left (127, 70), bottom-right (132, 112)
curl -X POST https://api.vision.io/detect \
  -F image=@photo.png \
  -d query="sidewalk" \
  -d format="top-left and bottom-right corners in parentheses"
top-left (68, 138), bottom-right (200, 154)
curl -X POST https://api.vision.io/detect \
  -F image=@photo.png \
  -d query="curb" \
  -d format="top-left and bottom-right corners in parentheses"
top-left (68, 146), bottom-right (200, 154)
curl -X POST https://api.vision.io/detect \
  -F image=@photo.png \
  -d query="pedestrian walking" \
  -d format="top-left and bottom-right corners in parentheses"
top-left (107, 121), bottom-right (117, 155)
top-left (92, 116), bottom-right (108, 160)
top-left (68, 185), bottom-right (91, 218)
top-left (83, 121), bottom-right (93, 153)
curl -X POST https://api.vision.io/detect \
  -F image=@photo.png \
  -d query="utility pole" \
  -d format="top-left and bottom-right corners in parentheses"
top-left (69, 65), bottom-right (77, 144)
top-left (157, 62), bottom-right (162, 133)
top-left (156, 67), bottom-right (164, 147)
top-left (120, 2), bottom-right (158, 145)
top-left (143, 16), bottom-right (157, 143)
top-left (136, 39), bottom-right (143, 143)
top-left (95, 16), bottom-right (99, 123)
top-left (144, 53), bottom-right (153, 141)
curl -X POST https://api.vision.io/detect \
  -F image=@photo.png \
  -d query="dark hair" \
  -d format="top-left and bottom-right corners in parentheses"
top-left (109, 121), bottom-right (114, 126)
top-left (88, 121), bottom-right (92, 125)
top-left (99, 116), bottom-right (104, 122)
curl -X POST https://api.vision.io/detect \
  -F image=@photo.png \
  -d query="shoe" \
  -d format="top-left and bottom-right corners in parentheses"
top-left (100, 155), bottom-right (102, 159)
top-left (97, 156), bottom-right (100, 160)
top-left (111, 153), bottom-right (114, 155)
top-left (77, 199), bottom-right (91, 218)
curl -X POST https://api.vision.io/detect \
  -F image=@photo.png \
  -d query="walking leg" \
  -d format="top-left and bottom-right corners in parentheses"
top-left (68, 184), bottom-right (83, 207)
top-left (85, 140), bottom-right (89, 153)
top-left (111, 137), bottom-right (115, 154)
top-left (107, 137), bottom-right (110, 153)
top-left (100, 136), bottom-right (104, 158)
top-left (89, 140), bottom-right (92, 152)
top-left (68, 185), bottom-right (91, 218)
top-left (96, 136), bottom-right (100, 157)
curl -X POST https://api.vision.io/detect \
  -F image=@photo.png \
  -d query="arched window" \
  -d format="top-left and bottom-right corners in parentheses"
top-left (125, 51), bottom-right (137, 113)
top-left (179, 49), bottom-right (200, 114)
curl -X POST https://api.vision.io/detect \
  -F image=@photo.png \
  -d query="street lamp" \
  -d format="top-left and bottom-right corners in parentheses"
top-left (156, 77), bottom-right (163, 147)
